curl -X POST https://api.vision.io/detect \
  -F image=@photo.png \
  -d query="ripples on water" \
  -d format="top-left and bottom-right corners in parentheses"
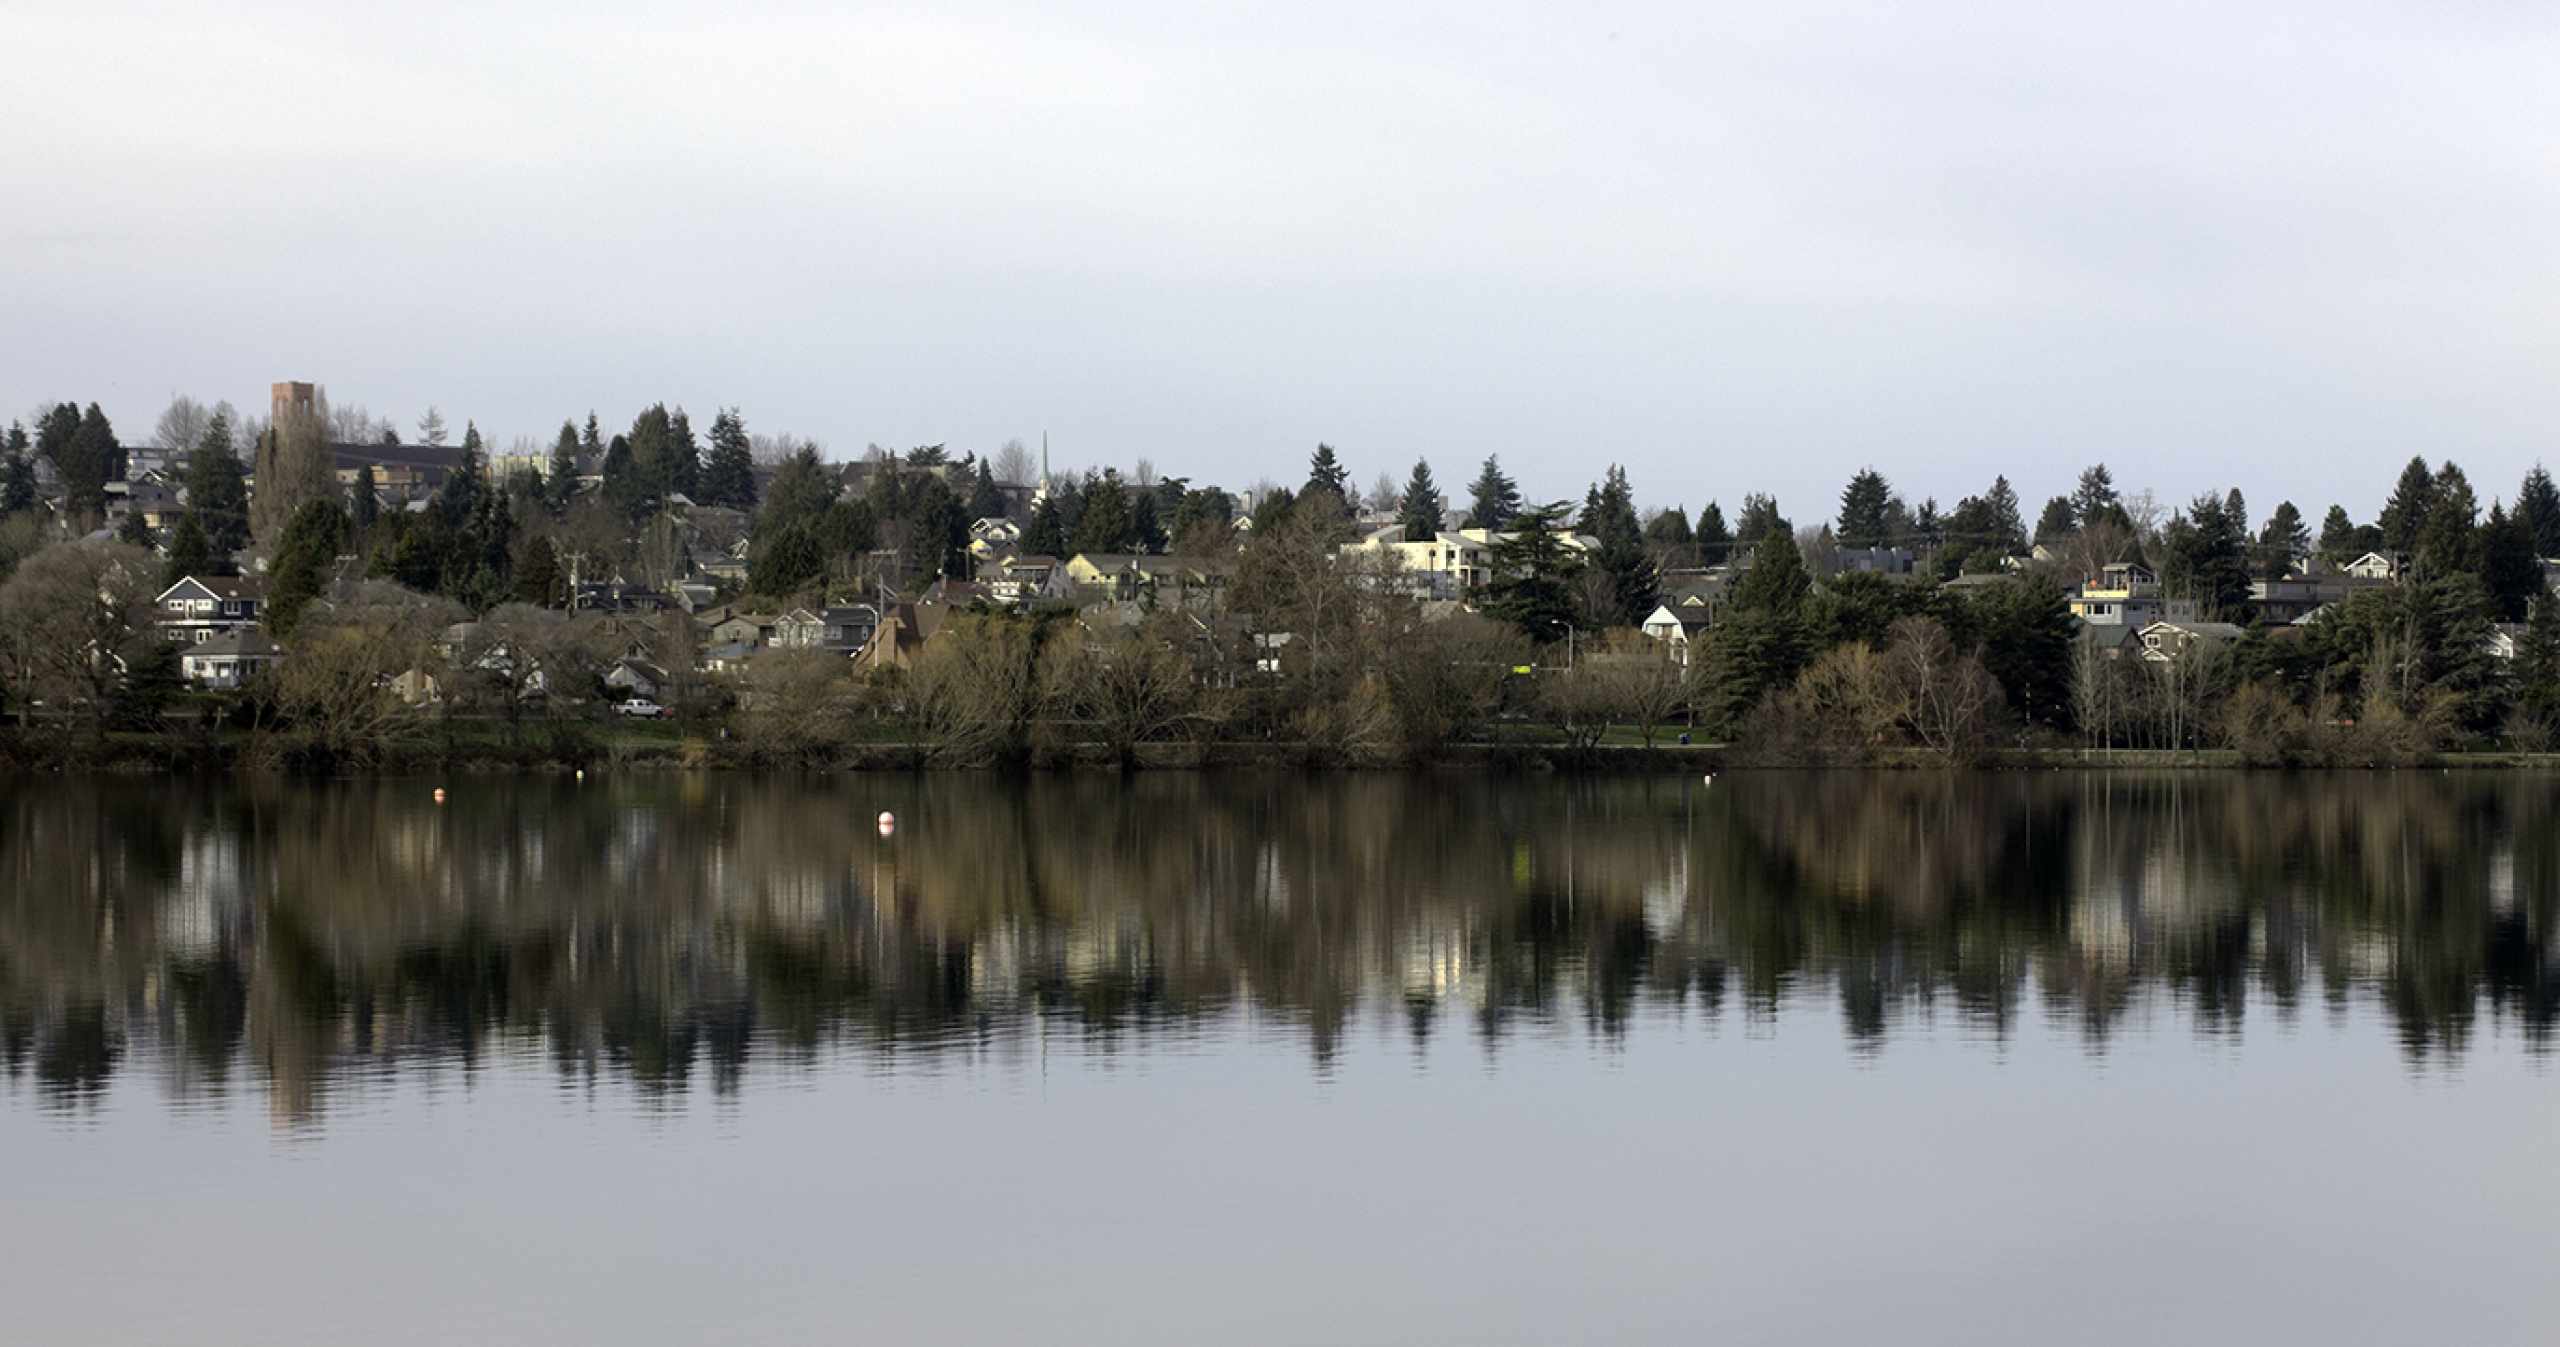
top-left (3, 770), bottom-right (2552, 1127)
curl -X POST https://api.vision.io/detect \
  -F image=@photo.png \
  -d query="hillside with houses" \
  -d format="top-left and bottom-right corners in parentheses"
top-left (3, 382), bottom-right (2558, 767)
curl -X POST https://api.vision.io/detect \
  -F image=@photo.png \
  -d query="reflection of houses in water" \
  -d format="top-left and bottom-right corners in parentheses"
top-left (167, 825), bottom-right (255, 959)
top-left (1399, 929), bottom-right (1471, 1003)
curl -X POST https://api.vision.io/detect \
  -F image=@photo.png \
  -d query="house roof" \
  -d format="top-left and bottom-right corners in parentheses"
top-left (158, 574), bottom-right (263, 603)
top-left (2141, 619), bottom-right (2246, 640)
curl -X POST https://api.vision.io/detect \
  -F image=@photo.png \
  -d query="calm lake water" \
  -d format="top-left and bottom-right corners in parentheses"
top-left (2, 771), bottom-right (2554, 1345)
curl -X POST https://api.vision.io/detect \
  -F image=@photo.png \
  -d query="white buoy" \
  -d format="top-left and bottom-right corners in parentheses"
top-left (877, 810), bottom-right (896, 838)
top-left (432, 787), bottom-right (447, 805)
top-left (1701, 773), bottom-right (1716, 787)
top-left (575, 768), bottom-right (585, 782)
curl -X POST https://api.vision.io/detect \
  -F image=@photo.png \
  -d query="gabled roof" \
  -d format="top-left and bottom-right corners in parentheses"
top-left (157, 574), bottom-right (263, 603)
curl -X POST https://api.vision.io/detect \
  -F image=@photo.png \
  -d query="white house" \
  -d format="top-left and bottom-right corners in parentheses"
top-left (2342, 551), bottom-right (2401, 581)
top-left (2136, 618), bottom-right (2246, 664)
top-left (1639, 602), bottom-right (1712, 666)
top-left (180, 630), bottom-right (282, 689)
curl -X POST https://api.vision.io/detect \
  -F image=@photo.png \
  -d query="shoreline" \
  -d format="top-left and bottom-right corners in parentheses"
top-left (5, 730), bottom-right (2554, 774)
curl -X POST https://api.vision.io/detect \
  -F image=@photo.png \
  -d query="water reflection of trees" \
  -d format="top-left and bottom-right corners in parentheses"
top-left (1, 771), bottom-right (2553, 1123)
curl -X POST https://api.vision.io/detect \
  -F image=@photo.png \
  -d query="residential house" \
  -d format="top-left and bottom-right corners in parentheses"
top-left (2487, 624), bottom-right (2528, 661)
top-left (2341, 551), bottom-right (2402, 582)
top-left (703, 642), bottom-right (760, 676)
top-left (155, 576), bottom-right (265, 644)
top-left (2136, 618), bottom-right (2246, 664)
top-left (1335, 525), bottom-right (1496, 599)
top-left (571, 581), bottom-right (673, 614)
top-left (179, 629), bottom-right (282, 690)
top-left (1832, 546), bottom-right (1918, 576)
top-left (331, 441), bottom-right (468, 507)
top-left (773, 604), bottom-right (879, 654)
top-left (604, 658), bottom-right (667, 700)
top-left (853, 600), bottom-right (957, 672)
top-left (968, 517), bottom-right (1024, 562)
top-left (989, 555), bottom-right (1071, 607)
top-left (709, 611), bottom-right (780, 649)
top-left (2070, 562), bottom-right (2162, 631)
top-left (1638, 602), bottom-right (1712, 666)
top-left (1063, 553), bottom-right (1228, 606)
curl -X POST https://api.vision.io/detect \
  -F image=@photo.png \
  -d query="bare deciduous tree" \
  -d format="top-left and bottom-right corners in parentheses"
top-left (1046, 614), bottom-right (1225, 764)
top-left (271, 582), bottom-right (463, 762)
top-left (993, 439), bottom-right (1038, 487)
top-left (1884, 616), bottom-right (2000, 763)
top-left (152, 395), bottom-right (210, 453)
top-left (0, 539), bottom-right (155, 734)
top-left (738, 649), bottom-right (860, 763)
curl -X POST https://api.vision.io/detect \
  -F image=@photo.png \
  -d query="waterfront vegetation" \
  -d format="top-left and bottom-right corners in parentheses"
top-left (8, 396), bottom-right (2560, 770)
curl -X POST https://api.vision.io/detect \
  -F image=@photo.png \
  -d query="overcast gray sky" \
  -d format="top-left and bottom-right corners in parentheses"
top-left (6, 0), bottom-right (2557, 522)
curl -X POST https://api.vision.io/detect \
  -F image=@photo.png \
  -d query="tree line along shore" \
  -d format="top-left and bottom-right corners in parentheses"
top-left (4, 387), bottom-right (2558, 772)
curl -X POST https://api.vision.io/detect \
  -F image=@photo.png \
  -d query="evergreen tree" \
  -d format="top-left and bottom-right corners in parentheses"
top-left (0, 427), bottom-right (34, 516)
top-left (1397, 459), bottom-right (1444, 539)
top-left (2221, 488), bottom-right (2248, 542)
top-left (2255, 500), bottom-right (2309, 580)
top-left (968, 458), bottom-right (1005, 521)
top-left (581, 413), bottom-right (603, 458)
top-left (2517, 464), bottom-right (2560, 559)
top-left (2377, 455), bottom-right (2436, 555)
top-left (2070, 464), bottom-right (2119, 528)
top-left (548, 421), bottom-right (582, 512)
top-left (352, 464), bottom-right (381, 532)
top-left (2162, 492), bottom-right (2250, 619)
top-left (2416, 461), bottom-right (2479, 578)
top-left (416, 406), bottom-right (449, 446)
top-left (2480, 502), bottom-right (2540, 622)
top-left (512, 533), bottom-right (563, 607)
top-left (1733, 493), bottom-right (1790, 547)
top-left (1644, 506), bottom-right (1693, 553)
top-left (266, 501), bottom-right (348, 636)
top-left (1984, 476), bottom-right (2026, 554)
top-left (1586, 465), bottom-right (1655, 626)
top-left (1465, 456), bottom-right (1521, 531)
top-left (2517, 593), bottom-right (2560, 724)
top-left (2318, 505), bottom-right (2361, 564)
top-left (601, 435), bottom-right (646, 520)
top-left (61, 403), bottom-right (121, 521)
top-left (1024, 494), bottom-right (1069, 558)
top-left (760, 444), bottom-right (837, 527)
top-left (1073, 471), bottom-right (1134, 553)
top-left (1731, 528), bottom-right (1812, 615)
top-left (1695, 501), bottom-right (1731, 562)
top-left (698, 409), bottom-right (755, 511)
top-left (666, 408), bottom-right (700, 500)
top-left (33, 403), bottom-right (80, 502)
top-left (1130, 489), bottom-right (1166, 553)
top-left (749, 519), bottom-right (827, 597)
top-left (116, 509), bottom-right (153, 548)
top-left (159, 512), bottom-right (213, 585)
top-left (2033, 495), bottom-right (2077, 546)
top-left (1958, 574), bottom-right (2075, 729)
top-left (1483, 503), bottom-right (1582, 643)
top-left (1836, 468), bottom-right (1892, 549)
top-left (1303, 443), bottom-right (1351, 503)
top-left (186, 411), bottom-right (251, 554)
top-left (440, 422), bottom-right (487, 528)
top-left (1170, 487), bottom-right (1235, 545)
